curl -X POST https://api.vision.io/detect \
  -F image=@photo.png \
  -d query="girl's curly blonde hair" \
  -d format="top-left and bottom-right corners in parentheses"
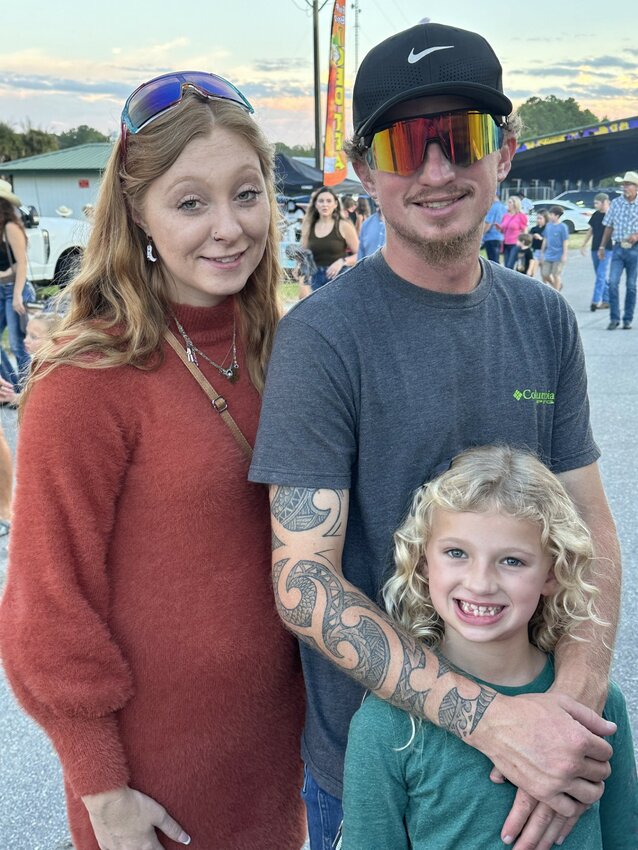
top-left (384, 445), bottom-right (604, 652)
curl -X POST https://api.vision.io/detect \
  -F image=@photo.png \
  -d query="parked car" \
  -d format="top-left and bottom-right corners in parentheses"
top-left (552, 188), bottom-right (620, 208)
top-left (527, 200), bottom-right (593, 234)
top-left (19, 206), bottom-right (91, 286)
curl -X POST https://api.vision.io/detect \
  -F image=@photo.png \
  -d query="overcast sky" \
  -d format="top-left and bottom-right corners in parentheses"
top-left (0, 0), bottom-right (635, 145)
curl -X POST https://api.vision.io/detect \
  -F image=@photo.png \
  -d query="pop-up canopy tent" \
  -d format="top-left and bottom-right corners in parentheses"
top-left (274, 153), bottom-right (363, 197)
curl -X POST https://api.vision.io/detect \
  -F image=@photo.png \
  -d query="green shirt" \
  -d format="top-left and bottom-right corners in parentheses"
top-left (342, 657), bottom-right (637, 849)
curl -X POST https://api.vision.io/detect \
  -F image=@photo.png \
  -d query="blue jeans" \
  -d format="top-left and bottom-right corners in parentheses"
top-left (504, 243), bottom-right (518, 269)
top-left (0, 283), bottom-right (30, 376)
top-left (483, 240), bottom-right (502, 263)
top-left (608, 244), bottom-right (638, 323)
top-left (310, 267), bottom-right (329, 292)
top-left (301, 765), bottom-right (343, 850)
top-left (591, 249), bottom-right (611, 304)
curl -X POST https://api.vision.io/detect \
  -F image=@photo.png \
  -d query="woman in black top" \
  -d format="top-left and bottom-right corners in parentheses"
top-left (301, 186), bottom-right (358, 293)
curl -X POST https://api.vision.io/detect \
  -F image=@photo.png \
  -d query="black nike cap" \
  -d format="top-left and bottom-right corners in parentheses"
top-left (353, 22), bottom-right (513, 141)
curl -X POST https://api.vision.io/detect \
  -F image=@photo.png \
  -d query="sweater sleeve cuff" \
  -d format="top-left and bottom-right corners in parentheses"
top-left (47, 713), bottom-right (130, 797)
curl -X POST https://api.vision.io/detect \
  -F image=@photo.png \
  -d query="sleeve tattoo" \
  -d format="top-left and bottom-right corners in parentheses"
top-left (271, 485), bottom-right (496, 736)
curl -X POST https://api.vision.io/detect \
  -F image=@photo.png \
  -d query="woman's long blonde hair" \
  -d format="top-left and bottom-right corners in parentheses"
top-left (385, 445), bottom-right (605, 652)
top-left (22, 91), bottom-right (281, 408)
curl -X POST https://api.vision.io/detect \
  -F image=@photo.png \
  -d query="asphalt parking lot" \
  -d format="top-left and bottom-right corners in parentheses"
top-left (0, 249), bottom-right (636, 849)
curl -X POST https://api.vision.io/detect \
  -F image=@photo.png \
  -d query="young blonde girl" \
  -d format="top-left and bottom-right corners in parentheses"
top-left (342, 445), bottom-right (637, 850)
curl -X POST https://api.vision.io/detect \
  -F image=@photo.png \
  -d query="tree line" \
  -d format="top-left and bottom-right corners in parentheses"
top-left (0, 97), bottom-right (604, 163)
top-left (0, 123), bottom-right (112, 162)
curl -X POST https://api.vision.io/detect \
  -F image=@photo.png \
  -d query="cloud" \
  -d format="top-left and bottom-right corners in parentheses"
top-left (512, 61), bottom-right (636, 77)
top-left (0, 73), bottom-right (130, 99)
top-left (253, 58), bottom-right (310, 72)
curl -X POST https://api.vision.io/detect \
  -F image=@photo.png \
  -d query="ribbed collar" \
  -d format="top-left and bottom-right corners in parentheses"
top-left (169, 295), bottom-right (235, 345)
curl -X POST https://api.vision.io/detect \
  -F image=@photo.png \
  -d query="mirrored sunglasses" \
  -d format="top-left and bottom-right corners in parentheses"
top-left (120, 71), bottom-right (253, 147)
top-left (367, 111), bottom-right (505, 176)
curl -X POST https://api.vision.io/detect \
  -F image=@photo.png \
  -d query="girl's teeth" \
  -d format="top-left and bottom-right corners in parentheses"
top-left (459, 600), bottom-right (503, 617)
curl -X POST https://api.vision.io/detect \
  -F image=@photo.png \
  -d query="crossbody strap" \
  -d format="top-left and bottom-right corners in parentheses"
top-left (164, 329), bottom-right (253, 463)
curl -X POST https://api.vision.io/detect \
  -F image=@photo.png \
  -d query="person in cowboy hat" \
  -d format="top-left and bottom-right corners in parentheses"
top-left (55, 205), bottom-right (73, 218)
top-left (251, 20), bottom-right (621, 850)
top-left (598, 170), bottom-right (638, 329)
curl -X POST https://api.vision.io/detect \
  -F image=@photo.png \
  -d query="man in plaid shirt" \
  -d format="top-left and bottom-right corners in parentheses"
top-left (599, 170), bottom-right (638, 329)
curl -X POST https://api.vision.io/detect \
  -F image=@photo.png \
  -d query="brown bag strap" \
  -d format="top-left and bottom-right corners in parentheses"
top-left (164, 329), bottom-right (253, 463)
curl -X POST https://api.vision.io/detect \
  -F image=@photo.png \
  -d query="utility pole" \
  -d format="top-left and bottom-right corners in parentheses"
top-left (313, 0), bottom-right (322, 169)
top-left (352, 0), bottom-right (361, 70)
top-left (299, 0), bottom-right (330, 170)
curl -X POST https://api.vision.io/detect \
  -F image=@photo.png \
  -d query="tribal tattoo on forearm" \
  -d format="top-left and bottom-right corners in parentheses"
top-left (438, 686), bottom-right (496, 739)
top-left (271, 486), bottom-right (345, 536)
top-left (273, 555), bottom-right (391, 688)
top-left (271, 485), bottom-right (496, 735)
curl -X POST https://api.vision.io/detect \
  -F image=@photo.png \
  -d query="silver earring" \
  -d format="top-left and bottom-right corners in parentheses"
top-left (146, 236), bottom-right (157, 263)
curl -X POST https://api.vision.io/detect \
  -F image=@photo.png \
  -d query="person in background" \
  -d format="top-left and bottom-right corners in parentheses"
top-left (357, 206), bottom-right (386, 260)
top-left (0, 70), bottom-right (305, 850)
top-left (580, 193), bottom-right (611, 312)
top-left (301, 186), bottom-right (359, 292)
top-left (0, 311), bottom-right (63, 405)
top-left (498, 195), bottom-right (528, 268)
top-left (482, 192), bottom-right (506, 263)
top-left (515, 190), bottom-right (534, 215)
top-left (355, 196), bottom-right (371, 232)
top-left (341, 446), bottom-right (637, 850)
top-left (251, 20), bottom-right (618, 850)
top-left (529, 209), bottom-right (548, 275)
top-left (599, 171), bottom-right (638, 330)
top-left (284, 199), bottom-right (305, 242)
top-left (515, 232), bottom-right (536, 277)
top-left (0, 180), bottom-right (31, 378)
top-left (340, 195), bottom-right (358, 227)
top-left (541, 206), bottom-right (569, 291)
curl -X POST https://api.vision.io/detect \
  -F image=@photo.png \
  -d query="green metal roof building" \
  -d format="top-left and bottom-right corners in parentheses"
top-left (1, 143), bottom-right (112, 218)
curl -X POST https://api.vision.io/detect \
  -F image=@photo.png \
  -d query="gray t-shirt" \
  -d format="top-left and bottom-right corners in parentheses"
top-left (250, 252), bottom-right (599, 797)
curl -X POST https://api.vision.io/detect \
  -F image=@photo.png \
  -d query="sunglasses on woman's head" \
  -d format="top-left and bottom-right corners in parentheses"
top-left (120, 71), bottom-right (253, 159)
top-left (366, 110), bottom-right (505, 176)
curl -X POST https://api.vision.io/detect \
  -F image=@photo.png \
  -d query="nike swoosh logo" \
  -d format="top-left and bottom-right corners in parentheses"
top-left (407, 45), bottom-right (454, 64)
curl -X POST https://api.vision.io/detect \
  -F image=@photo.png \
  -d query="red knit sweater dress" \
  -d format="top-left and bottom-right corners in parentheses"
top-left (0, 298), bottom-right (306, 850)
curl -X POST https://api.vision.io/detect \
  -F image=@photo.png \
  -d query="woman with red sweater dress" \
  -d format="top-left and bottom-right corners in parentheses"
top-left (0, 74), bottom-right (305, 850)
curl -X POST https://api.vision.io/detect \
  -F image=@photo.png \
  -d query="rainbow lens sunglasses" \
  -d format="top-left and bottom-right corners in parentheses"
top-left (366, 111), bottom-right (505, 176)
top-left (120, 71), bottom-right (253, 152)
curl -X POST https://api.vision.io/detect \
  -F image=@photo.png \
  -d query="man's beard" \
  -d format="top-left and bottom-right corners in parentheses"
top-left (391, 217), bottom-right (484, 265)
top-left (386, 182), bottom-right (492, 265)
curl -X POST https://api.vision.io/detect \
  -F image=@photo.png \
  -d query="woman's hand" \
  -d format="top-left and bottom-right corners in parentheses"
top-left (326, 258), bottom-right (346, 280)
top-left (0, 378), bottom-right (19, 405)
top-left (82, 785), bottom-right (191, 850)
top-left (12, 293), bottom-right (26, 316)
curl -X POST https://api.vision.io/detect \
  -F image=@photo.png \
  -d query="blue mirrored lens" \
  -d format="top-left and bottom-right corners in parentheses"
top-left (122, 72), bottom-right (254, 134)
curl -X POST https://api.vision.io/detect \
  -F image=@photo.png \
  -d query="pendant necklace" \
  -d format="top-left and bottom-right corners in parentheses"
top-left (171, 313), bottom-right (239, 383)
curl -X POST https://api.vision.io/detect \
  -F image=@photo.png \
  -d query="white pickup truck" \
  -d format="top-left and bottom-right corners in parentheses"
top-left (21, 206), bottom-right (91, 286)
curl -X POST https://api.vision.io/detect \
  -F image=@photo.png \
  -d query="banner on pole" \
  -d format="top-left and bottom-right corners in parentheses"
top-left (323, 0), bottom-right (347, 186)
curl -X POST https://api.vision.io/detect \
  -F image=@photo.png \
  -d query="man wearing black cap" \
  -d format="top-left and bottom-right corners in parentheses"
top-left (250, 21), bottom-right (619, 850)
